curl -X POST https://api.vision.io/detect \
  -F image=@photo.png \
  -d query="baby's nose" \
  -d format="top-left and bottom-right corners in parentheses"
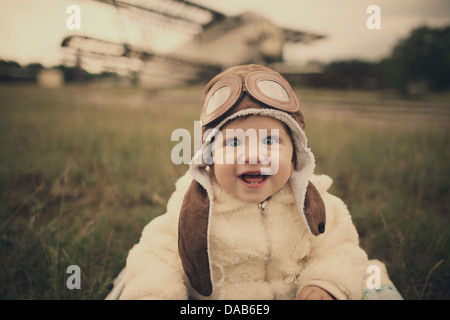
top-left (242, 142), bottom-right (259, 164)
top-left (239, 139), bottom-right (271, 165)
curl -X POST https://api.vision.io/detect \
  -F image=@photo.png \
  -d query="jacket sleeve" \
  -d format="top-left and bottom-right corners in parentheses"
top-left (297, 175), bottom-right (368, 300)
top-left (119, 171), bottom-right (193, 300)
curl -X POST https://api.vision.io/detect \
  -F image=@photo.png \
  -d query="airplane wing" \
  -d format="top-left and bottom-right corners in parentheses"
top-left (282, 27), bottom-right (326, 44)
top-left (63, 0), bottom-right (227, 79)
top-left (61, 34), bottom-right (221, 85)
top-left (90, 0), bottom-right (226, 32)
top-left (61, 35), bottom-right (134, 58)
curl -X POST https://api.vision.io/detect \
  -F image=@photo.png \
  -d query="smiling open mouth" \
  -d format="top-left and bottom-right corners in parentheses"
top-left (239, 172), bottom-right (268, 186)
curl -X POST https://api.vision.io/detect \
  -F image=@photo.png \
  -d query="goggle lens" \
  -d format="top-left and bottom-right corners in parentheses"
top-left (257, 80), bottom-right (290, 102)
top-left (206, 86), bottom-right (231, 116)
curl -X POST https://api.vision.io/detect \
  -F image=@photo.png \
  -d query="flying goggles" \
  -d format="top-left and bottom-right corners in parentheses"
top-left (201, 70), bottom-right (300, 126)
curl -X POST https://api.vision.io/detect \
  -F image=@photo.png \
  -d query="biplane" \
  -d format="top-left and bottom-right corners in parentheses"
top-left (61, 0), bottom-right (326, 87)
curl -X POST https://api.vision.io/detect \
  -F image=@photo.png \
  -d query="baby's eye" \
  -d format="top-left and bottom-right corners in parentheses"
top-left (262, 136), bottom-right (279, 145)
top-left (225, 137), bottom-right (242, 148)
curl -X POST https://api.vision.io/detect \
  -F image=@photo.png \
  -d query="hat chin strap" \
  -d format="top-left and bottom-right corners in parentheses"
top-left (178, 179), bottom-right (212, 296)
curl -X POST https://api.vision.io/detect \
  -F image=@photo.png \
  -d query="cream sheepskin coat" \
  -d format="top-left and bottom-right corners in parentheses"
top-left (120, 171), bottom-right (368, 300)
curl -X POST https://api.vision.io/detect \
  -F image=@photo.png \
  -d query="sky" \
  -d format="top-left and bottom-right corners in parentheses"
top-left (0, 0), bottom-right (449, 68)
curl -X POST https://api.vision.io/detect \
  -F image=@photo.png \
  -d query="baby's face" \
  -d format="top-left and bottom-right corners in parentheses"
top-left (211, 116), bottom-right (294, 203)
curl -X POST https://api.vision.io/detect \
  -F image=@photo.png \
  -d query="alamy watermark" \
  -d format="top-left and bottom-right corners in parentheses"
top-left (66, 265), bottom-right (81, 290)
top-left (171, 121), bottom-right (280, 175)
top-left (366, 264), bottom-right (381, 290)
top-left (366, 5), bottom-right (381, 30)
top-left (66, 5), bottom-right (81, 30)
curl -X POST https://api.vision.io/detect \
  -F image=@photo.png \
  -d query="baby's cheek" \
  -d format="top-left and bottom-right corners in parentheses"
top-left (213, 164), bottom-right (235, 189)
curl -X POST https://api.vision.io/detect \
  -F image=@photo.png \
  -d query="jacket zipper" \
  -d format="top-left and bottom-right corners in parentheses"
top-left (258, 200), bottom-right (272, 282)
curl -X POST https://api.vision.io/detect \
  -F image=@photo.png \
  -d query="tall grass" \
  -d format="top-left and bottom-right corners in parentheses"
top-left (0, 85), bottom-right (448, 299)
top-left (0, 85), bottom-right (195, 299)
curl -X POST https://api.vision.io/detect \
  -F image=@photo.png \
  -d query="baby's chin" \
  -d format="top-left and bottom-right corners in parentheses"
top-left (231, 187), bottom-right (274, 204)
top-left (237, 195), bottom-right (268, 204)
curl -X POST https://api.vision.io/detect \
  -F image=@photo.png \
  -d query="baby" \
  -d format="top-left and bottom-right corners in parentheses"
top-left (120, 64), bottom-right (368, 300)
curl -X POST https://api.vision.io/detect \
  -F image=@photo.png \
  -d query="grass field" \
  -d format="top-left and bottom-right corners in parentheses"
top-left (0, 84), bottom-right (448, 299)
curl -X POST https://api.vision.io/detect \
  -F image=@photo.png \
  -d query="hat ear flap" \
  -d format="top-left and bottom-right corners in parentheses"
top-left (304, 181), bottom-right (326, 235)
top-left (178, 180), bottom-right (213, 296)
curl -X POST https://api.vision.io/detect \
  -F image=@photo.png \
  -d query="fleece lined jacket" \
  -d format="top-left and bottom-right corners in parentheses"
top-left (120, 171), bottom-right (368, 300)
